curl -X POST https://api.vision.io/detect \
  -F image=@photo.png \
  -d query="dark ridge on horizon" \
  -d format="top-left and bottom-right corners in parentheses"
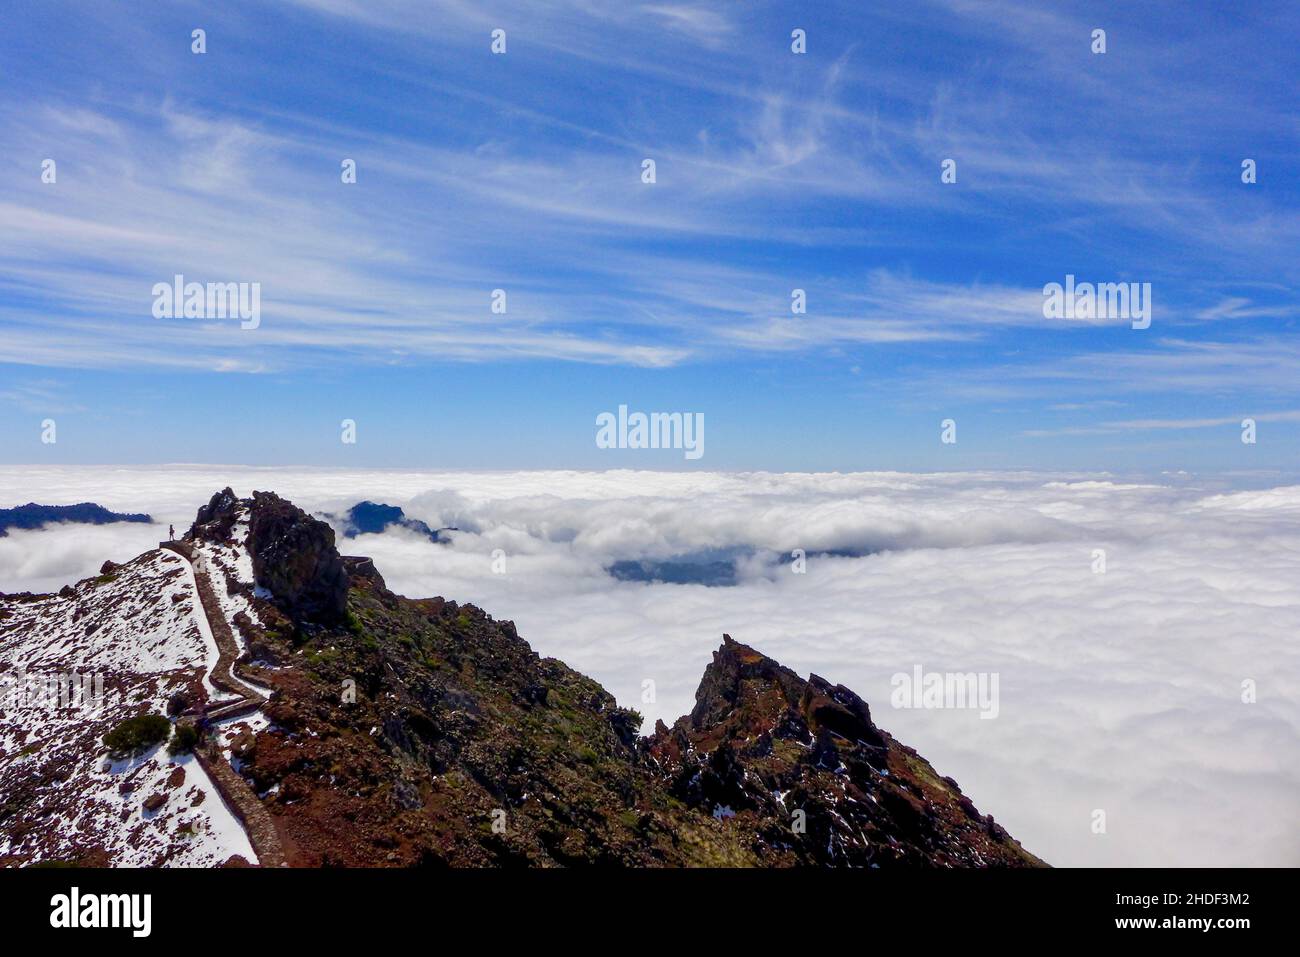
top-left (315, 501), bottom-right (456, 544)
top-left (0, 502), bottom-right (153, 537)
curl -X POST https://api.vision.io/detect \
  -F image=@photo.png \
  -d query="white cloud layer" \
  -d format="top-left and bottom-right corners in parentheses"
top-left (1, 465), bottom-right (1297, 867)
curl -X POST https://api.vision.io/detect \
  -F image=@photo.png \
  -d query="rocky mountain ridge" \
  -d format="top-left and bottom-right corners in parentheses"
top-left (1, 488), bottom-right (1044, 868)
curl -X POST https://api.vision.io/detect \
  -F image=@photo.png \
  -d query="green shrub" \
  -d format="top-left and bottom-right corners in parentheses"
top-left (168, 722), bottom-right (201, 755)
top-left (607, 706), bottom-right (644, 747)
top-left (102, 714), bottom-right (170, 758)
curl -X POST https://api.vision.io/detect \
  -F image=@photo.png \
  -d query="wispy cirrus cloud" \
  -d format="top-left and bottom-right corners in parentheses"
top-left (1, 1), bottom-right (1298, 467)
top-left (1024, 409), bottom-right (1300, 439)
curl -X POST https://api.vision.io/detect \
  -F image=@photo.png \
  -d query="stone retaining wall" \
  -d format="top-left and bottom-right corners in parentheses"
top-left (161, 541), bottom-right (288, 867)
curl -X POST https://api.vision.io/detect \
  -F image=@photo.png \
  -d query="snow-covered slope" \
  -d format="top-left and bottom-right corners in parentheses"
top-left (193, 509), bottom-right (273, 669)
top-left (0, 548), bottom-right (256, 866)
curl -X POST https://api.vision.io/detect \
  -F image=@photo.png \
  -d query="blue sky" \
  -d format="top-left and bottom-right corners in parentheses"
top-left (1, 0), bottom-right (1298, 471)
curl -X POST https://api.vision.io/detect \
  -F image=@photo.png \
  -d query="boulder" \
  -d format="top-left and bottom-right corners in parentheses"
top-left (194, 487), bottom-right (240, 529)
top-left (246, 491), bottom-right (348, 624)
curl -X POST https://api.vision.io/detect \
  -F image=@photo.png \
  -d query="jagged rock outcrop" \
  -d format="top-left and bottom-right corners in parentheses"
top-left (191, 488), bottom-right (348, 625)
top-left (193, 487), bottom-right (240, 530)
top-left (646, 636), bottom-right (1032, 866)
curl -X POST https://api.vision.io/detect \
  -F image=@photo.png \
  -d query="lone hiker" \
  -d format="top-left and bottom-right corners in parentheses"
top-left (169, 524), bottom-right (175, 540)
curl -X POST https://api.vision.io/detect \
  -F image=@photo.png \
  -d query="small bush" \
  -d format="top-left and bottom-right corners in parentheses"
top-left (103, 714), bottom-right (170, 758)
top-left (168, 722), bottom-right (201, 755)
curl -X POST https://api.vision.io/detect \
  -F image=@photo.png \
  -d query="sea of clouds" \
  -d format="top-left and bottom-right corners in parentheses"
top-left (1, 465), bottom-right (1297, 868)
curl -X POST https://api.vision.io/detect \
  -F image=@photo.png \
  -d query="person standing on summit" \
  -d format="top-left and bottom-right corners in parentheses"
top-left (169, 524), bottom-right (175, 541)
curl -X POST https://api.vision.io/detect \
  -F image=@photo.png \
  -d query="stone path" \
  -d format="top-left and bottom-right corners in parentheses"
top-left (161, 540), bottom-right (288, 867)
top-left (192, 743), bottom-right (287, 867)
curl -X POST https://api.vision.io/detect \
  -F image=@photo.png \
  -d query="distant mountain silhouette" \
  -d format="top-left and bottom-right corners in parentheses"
top-left (0, 502), bottom-right (152, 537)
top-left (609, 558), bottom-right (739, 586)
top-left (318, 501), bottom-right (453, 543)
top-left (608, 547), bottom-right (877, 587)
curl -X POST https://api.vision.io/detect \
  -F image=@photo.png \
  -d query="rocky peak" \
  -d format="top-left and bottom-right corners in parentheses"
top-left (194, 487), bottom-right (240, 528)
top-left (648, 635), bottom-right (1039, 866)
top-left (686, 636), bottom-right (884, 749)
top-left (190, 488), bottom-right (349, 625)
top-left (688, 634), bottom-right (807, 732)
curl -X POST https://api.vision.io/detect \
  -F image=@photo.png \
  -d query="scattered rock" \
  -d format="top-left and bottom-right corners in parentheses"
top-left (166, 690), bottom-right (191, 717)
